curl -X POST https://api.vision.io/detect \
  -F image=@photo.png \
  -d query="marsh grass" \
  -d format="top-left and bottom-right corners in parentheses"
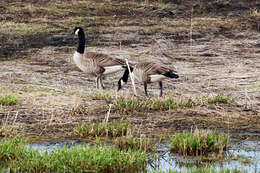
top-left (99, 94), bottom-right (233, 114)
top-left (88, 92), bottom-right (112, 102)
top-left (251, 8), bottom-right (260, 17)
top-left (0, 137), bottom-right (147, 173)
top-left (115, 136), bottom-right (156, 152)
top-left (207, 94), bottom-right (229, 105)
top-left (0, 95), bottom-right (19, 106)
top-left (69, 104), bottom-right (88, 116)
top-left (154, 167), bottom-right (246, 173)
top-left (113, 97), bottom-right (195, 114)
top-left (0, 125), bottom-right (24, 137)
top-left (73, 120), bottom-right (132, 138)
top-left (169, 129), bottom-right (229, 157)
top-left (0, 21), bottom-right (61, 36)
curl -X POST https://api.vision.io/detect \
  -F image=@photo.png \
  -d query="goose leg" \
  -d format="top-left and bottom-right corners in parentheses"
top-left (144, 81), bottom-right (148, 96)
top-left (159, 81), bottom-right (163, 97)
top-left (96, 76), bottom-right (100, 89)
top-left (100, 75), bottom-right (105, 89)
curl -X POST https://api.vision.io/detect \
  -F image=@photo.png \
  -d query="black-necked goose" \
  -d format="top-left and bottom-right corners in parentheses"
top-left (73, 26), bottom-right (129, 89)
top-left (118, 61), bottom-right (179, 97)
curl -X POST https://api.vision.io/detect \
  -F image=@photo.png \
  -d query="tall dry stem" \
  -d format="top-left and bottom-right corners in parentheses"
top-left (190, 5), bottom-right (193, 57)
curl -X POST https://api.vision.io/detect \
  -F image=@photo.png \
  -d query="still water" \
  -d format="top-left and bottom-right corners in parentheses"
top-left (27, 140), bottom-right (260, 172)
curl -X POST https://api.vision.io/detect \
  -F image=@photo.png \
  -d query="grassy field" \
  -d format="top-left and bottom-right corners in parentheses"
top-left (0, 0), bottom-right (260, 171)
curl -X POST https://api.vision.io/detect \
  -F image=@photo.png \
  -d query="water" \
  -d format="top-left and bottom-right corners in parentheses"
top-left (26, 140), bottom-right (260, 172)
top-left (147, 141), bottom-right (260, 172)
top-left (26, 139), bottom-right (85, 154)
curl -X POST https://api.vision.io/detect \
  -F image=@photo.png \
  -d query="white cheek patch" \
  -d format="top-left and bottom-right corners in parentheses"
top-left (75, 29), bottom-right (80, 35)
top-left (120, 79), bottom-right (126, 86)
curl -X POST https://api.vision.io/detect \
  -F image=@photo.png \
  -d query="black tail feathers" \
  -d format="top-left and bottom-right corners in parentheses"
top-left (121, 65), bottom-right (134, 83)
top-left (163, 71), bottom-right (179, 79)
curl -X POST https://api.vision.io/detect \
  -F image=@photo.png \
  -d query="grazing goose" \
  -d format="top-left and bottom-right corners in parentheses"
top-left (73, 26), bottom-right (129, 89)
top-left (118, 61), bottom-right (179, 97)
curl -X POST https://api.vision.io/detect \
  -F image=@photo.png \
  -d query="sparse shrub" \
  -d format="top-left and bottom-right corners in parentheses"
top-left (0, 95), bottom-right (19, 106)
top-left (207, 94), bottom-right (229, 105)
top-left (73, 120), bottom-right (132, 137)
top-left (169, 129), bottom-right (229, 157)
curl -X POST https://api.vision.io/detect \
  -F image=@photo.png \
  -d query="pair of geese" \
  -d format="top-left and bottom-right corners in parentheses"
top-left (72, 27), bottom-right (179, 97)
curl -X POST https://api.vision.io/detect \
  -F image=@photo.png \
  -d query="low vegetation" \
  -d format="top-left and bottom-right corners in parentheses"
top-left (169, 129), bottom-right (229, 157)
top-left (251, 8), bottom-right (260, 17)
top-left (154, 167), bottom-right (246, 173)
top-left (115, 136), bottom-right (156, 152)
top-left (113, 94), bottom-right (233, 114)
top-left (0, 137), bottom-right (147, 173)
top-left (88, 92), bottom-right (112, 102)
top-left (69, 104), bottom-right (88, 116)
top-left (73, 120), bottom-right (133, 137)
top-left (74, 121), bottom-right (157, 152)
top-left (113, 97), bottom-right (195, 114)
top-left (207, 94), bottom-right (230, 105)
top-left (0, 95), bottom-right (19, 106)
top-left (0, 125), bottom-right (24, 137)
top-left (69, 94), bottom-right (233, 116)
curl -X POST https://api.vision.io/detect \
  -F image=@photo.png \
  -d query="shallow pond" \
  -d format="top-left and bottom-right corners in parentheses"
top-left (26, 140), bottom-right (260, 172)
top-left (148, 141), bottom-right (260, 172)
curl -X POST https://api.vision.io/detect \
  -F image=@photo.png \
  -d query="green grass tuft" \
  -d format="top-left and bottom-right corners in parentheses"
top-left (0, 95), bottom-right (19, 106)
top-left (113, 97), bottom-right (195, 114)
top-left (73, 120), bottom-right (132, 138)
top-left (207, 94), bottom-right (229, 105)
top-left (0, 137), bottom-right (147, 172)
top-left (169, 129), bottom-right (229, 157)
top-left (88, 92), bottom-right (112, 102)
top-left (115, 136), bottom-right (156, 152)
top-left (153, 167), bottom-right (247, 173)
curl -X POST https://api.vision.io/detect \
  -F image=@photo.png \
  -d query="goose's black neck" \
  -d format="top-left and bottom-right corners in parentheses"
top-left (77, 31), bottom-right (85, 54)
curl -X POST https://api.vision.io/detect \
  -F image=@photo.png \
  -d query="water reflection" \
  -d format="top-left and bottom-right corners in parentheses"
top-left (148, 141), bottom-right (260, 172)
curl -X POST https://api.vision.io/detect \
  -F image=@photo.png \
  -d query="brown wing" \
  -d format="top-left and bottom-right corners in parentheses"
top-left (136, 61), bottom-right (174, 76)
top-left (84, 52), bottom-right (125, 67)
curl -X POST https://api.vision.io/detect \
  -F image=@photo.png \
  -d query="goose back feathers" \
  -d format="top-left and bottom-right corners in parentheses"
top-left (134, 61), bottom-right (179, 83)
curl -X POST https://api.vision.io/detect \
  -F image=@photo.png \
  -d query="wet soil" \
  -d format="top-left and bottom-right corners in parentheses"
top-left (0, 0), bottom-right (260, 141)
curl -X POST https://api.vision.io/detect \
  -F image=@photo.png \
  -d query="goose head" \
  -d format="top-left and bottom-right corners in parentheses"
top-left (73, 27), bottom-right (84, 36)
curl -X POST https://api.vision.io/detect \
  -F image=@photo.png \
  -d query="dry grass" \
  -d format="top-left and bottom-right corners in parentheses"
top-left (0, 22), bottom-right (61, 36)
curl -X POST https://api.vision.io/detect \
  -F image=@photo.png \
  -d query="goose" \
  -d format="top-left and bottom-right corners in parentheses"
top-left (118, 61), bottom-right (179, 97)
top-left (72, 26), bottom-right (129, 89)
